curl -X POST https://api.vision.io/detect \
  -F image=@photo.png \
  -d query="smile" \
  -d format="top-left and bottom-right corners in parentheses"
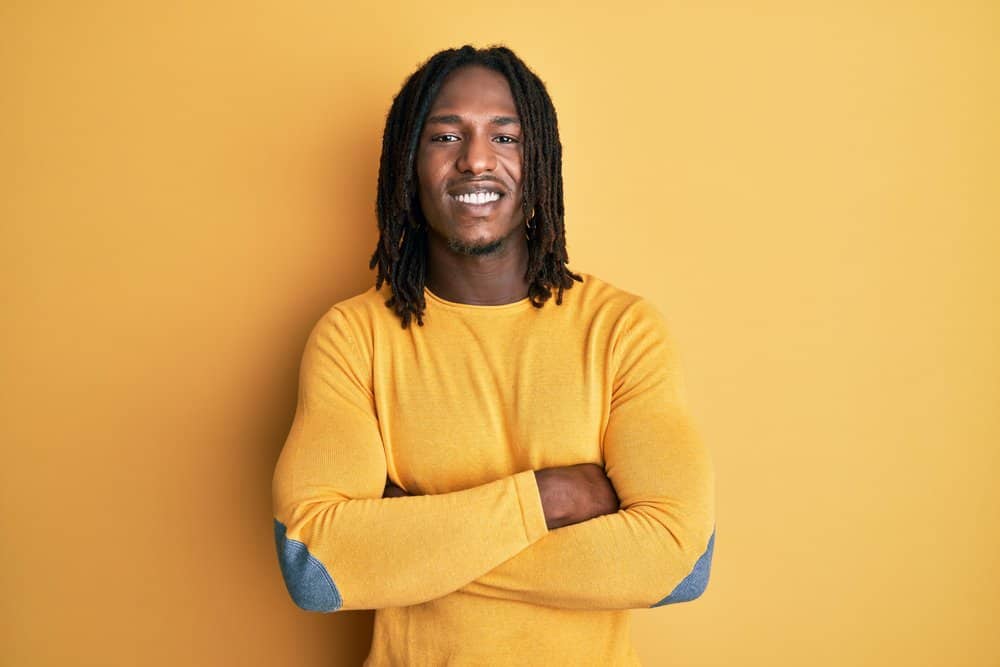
top-left (450, 191), bottom-right (501, 205)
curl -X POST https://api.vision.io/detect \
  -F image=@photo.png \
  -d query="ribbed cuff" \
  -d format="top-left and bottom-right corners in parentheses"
top-left (512, 469), bottom-right (549, 543)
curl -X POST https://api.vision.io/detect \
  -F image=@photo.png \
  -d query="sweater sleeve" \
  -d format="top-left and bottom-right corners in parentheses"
top-left (456, 298), bottom-right (716, 610)
top-left (271, 307), bottom-right (549, 613)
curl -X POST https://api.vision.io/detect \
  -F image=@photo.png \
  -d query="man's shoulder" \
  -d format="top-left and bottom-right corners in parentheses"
top-left (301, 285), bottom-right (394, 348)
top-left (572, 271), bottom-right (639, 301)
top-left (569, 272), bottom-right (676, 346)
top-left (329, 284), bottom-right (384, 312)
top-left (319, 283), bottom-right (396, 325)
top-left (569, 271), bottom-right (652, 318)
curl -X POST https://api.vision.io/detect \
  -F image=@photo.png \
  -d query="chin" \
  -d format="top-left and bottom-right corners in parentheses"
top-left (446, 234), bottom-right (505, 256)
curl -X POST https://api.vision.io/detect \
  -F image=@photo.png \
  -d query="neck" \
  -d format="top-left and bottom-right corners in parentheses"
top-left (425, 233), bottom-right (530, 306)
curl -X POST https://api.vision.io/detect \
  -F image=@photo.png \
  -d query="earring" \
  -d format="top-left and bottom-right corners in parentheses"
top-left (525, 208), bottom-right (536, 237)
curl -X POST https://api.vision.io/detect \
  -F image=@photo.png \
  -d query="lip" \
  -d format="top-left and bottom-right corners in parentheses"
top-left (447, 182), bottom-right (506, 197)
top-left (448, 184), bottom-right (505, 210)
top-left (449, 194), bottom-right (502, 210)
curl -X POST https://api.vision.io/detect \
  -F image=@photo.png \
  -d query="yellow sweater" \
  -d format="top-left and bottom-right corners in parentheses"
top-left (272, 272), bottom-right (716, 666)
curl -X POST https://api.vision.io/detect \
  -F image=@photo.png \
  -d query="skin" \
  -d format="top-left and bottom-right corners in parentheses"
top-left (384, 64), bottom-right (620, 528)
top-left (384, 464), bottom-right (619, 530)
top-left (416, 64), bottom-right (531, 306)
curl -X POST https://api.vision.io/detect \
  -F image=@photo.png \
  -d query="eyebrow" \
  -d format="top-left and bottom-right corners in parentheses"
top-left (425, 114), bottom-right (520, 126)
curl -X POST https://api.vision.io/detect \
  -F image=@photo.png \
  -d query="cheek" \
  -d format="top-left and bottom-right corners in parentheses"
top-left (416, 155), bottom-right (448, 192)
top-left (414, 162), bottom-right (436, 206)
top-left (504, 154), bottom-right (524, 190)
top-left (414, 153), bottom-right (430, 188)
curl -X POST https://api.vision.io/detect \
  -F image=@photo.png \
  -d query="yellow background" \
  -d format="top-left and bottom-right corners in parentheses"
top-left (3, 1), bottom-right (997, 665)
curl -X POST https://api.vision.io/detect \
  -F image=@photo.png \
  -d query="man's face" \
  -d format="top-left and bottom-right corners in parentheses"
top-left (415, 65), bottom-right (525, 256)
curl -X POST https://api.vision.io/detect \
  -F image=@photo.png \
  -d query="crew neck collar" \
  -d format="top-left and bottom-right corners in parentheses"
top-left (423, 285), bottom-right (534, 312)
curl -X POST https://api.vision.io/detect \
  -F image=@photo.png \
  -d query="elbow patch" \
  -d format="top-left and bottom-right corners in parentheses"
top-left (273, 518), bottom-right (343, 612)
top-left (651, 526), bottom-right (715, 607)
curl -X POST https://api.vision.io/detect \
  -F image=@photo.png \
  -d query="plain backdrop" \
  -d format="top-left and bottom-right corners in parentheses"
top-left (2, 1), bottom-right (998, 665)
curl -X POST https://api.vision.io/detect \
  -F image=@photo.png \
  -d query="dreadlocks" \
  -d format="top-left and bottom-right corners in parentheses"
top-left (369, 44), bottom-right (582, 328)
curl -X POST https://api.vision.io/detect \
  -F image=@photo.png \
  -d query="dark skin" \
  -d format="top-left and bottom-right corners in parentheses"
top-left (416, 64), bottom-right (531, 306)
top-left (385, 463), bottom-right (620, 530)
top-left (384, 65), bottom-right (620, 529)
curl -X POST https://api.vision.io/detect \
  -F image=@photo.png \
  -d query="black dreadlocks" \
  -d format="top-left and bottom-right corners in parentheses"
top-left (369, 44), bottom-right (582, 328)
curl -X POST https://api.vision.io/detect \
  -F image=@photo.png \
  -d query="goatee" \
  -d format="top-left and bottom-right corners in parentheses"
top-left (446, 236), bottom-right (504, 256)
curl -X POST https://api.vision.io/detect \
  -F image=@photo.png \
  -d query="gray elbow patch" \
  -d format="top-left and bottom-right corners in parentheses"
top-left (651, 527), bottom-right (715, 607)
top-left (273, 518), bottom-right (343, 612)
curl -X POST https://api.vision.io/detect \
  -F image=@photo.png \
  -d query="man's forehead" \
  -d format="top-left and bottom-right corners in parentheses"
top-left (425, 113), bottom-right (520, 127)
top-left (425, 65), bottom-right (518, 116)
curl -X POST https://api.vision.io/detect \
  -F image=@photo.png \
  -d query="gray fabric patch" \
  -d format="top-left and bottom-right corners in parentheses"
top-left (652, 527), bottom-right (716, 606)
top-left (273, 518), bottom-right (343, 612)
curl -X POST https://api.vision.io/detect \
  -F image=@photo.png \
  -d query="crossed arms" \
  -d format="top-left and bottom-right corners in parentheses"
top-left (383, 462), bottom-right (620, 530)
top-left (272, 300), bottom-right (716, 612)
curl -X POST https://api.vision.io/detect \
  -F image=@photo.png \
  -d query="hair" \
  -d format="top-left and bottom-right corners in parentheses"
top-left (369, 44), bottom-right (582, 328)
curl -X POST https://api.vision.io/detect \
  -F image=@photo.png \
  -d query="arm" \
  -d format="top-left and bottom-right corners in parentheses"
top-left (271, 307), bottom-right (550, 613)
top-left (384, 463), bottom-right (621, 529)
top-left (456, 298), bottom-right (717, 610)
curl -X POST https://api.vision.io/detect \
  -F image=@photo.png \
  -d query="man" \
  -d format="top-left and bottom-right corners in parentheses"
top-left (272, 45), bottom-right (716, 666)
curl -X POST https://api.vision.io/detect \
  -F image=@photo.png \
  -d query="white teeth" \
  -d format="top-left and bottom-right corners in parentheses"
top-left (452, 191), bottom-right (500, 205)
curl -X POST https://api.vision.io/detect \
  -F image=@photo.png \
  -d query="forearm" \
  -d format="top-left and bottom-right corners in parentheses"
top-left (457, 499), bottom-right (716, 610)
top-left (275, 467), bottom-right (548, 612)
top-left (385, 463), bottom-right (618, 529)
top-left (465, 371), bottom-right (716, 609)
top-left (273, 306), bottom-right (552, 614)
top-left (380, 452), bottom-right (713, 611)
top-left (387, 462), bottom-right (712, 611)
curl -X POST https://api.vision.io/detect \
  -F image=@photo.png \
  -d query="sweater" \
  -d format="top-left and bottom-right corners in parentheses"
top-left (271, 272), bottom-right (717, 666)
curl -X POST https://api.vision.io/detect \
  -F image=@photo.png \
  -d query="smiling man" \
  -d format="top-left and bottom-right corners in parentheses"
top-left (272, 45), bottom-right (717, 666)
top-left (418, 65), bottom-right (522, 258)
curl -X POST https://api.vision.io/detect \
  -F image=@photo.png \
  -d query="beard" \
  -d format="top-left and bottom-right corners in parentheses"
top-left (445, 234), bottom-right (505, 256)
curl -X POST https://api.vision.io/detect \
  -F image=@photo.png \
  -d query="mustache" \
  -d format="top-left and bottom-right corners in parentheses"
top-left (449, 176), bottom-right (508, 189)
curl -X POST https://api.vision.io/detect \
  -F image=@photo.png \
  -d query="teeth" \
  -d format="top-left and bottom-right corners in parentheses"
top-left (452, 191), bottom-right (500, 205)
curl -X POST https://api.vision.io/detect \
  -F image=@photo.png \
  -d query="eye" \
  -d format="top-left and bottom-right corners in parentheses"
top-left (431, 134), bottom-right (460, 142)
top-left (494, 135), bottom-right (519, 144)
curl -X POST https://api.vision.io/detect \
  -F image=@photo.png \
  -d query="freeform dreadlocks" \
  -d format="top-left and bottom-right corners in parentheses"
top-left (369, 44), bottom-right (582, 328)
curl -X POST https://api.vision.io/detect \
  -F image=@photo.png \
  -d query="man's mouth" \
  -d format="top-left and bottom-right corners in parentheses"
top-left (450, 191), bottom-right (502, 205)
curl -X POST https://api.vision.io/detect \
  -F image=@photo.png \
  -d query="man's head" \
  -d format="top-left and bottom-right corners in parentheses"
top-left (416, 64), bottom-right (524, 259)
top-left (370, 45), bottom-right (581, 328)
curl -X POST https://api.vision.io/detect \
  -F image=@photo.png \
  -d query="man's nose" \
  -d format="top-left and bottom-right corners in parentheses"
top-left (456, 132), bottom-right (497, 174)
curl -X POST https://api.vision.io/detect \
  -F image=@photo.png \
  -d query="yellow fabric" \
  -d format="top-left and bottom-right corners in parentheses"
top-left (272, 272), bottom-right (716, 666)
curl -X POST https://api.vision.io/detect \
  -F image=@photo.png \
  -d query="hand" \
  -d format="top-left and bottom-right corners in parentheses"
top-left (534, 463), bottom-right (620, 530)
